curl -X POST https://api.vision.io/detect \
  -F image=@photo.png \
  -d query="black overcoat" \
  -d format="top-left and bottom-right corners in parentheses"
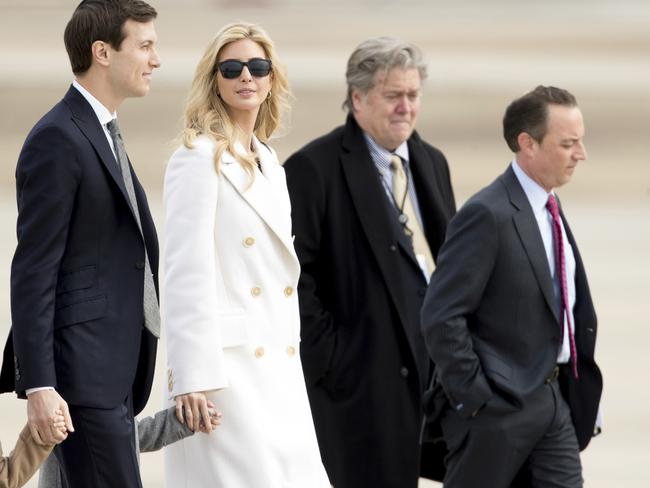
top-left (284, 115), bottom-right (456, 487)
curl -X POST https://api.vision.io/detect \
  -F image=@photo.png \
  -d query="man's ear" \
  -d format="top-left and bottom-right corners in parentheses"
top-left (350, 89), bottom-right (364, 113)
top-left (91, 40), bottom-right (111, 68)
top-left (517, 132), bottom-right (537, 155)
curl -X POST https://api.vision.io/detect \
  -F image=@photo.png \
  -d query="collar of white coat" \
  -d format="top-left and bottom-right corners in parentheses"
top-left (219, 136), bottom-right (299, 273)
top-left (220, 134), bottom-right (275, 168)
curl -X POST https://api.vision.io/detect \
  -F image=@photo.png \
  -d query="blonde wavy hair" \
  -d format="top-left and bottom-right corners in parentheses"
top-left (181, 22), bottom-right (290, 177)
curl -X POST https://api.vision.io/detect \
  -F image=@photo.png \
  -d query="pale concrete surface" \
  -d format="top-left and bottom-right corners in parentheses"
top-left (0, 1), bottom-right (649, 486)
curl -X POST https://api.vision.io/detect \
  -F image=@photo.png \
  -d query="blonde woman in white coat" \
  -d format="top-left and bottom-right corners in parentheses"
top-left (162, 22), bottom-right (329, 487)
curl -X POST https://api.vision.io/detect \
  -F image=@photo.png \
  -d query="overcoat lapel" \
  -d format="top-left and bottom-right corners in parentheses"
top-left (408, 134), bottom-right (451, 259)
top-left (220, 138), bottom-right (298, 268)
top-left (339, 117), bottom-right (414, 339)
top-left (503, 167), bottom-right (560, 324)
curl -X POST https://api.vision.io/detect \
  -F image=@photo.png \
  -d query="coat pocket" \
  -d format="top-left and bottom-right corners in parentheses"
top-left (219, 310), bottom-right (249, 347)
top-left (54, 295), bottom-right (107, 329)
top-left (56, 265), bottom-right (96, 294)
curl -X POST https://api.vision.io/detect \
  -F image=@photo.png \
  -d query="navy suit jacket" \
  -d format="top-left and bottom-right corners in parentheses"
top-left (0, 86), bottom-right (158, 415)
top-left (421, 165), bottom-right (602, 450)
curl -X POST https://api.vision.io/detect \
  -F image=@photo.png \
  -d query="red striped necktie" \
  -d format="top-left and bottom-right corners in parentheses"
top-left (546, 194), bottom-right (578, 379)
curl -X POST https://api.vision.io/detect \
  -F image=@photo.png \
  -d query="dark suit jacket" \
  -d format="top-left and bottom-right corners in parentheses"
top-left (0, 86), bottom-right (158, 416)
top-left (284, 115), bottom-right (456, 487)
top-left (421, 165), bottom-right (602, 451)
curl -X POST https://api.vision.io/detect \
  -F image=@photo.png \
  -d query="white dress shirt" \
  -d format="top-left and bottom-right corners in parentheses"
top-left (512, 160), bottom-right (576, 364)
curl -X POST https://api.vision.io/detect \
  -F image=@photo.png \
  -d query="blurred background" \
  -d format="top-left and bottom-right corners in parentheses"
top-left (0, 0), bottom-right (648, 486)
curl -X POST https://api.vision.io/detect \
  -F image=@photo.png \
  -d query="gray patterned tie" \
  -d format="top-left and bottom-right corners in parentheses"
top-left (107, 119), bottom-right (161, 338)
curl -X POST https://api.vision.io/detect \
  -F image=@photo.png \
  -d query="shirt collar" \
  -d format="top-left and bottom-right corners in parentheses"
top-left (72, 79), bottom-right (116, 127)
top-left (511, 159), bottom-right (553, 214)
top-left (363, 132), bottom-right (410, 171)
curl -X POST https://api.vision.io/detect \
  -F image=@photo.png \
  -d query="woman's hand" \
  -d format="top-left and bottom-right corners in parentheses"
top-left (175, 391), bottom-right (220, 433)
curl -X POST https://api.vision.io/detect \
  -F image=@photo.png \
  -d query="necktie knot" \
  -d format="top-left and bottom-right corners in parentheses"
top-left (106, 119), bottom-right (121, 140)
top-left (390, 155), bottom-right (403, 171)
top-left (546, 194), bottom-right (560, 220)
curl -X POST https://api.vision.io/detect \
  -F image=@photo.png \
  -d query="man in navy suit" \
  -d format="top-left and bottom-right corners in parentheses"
top-left (421, 86), bottom-right (602, 487)
top-left (0, 1), bottom-right (161, 486)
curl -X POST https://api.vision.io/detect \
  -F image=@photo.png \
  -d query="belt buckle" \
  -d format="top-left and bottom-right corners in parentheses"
top-left (545, 365), bottom-right (560, 384)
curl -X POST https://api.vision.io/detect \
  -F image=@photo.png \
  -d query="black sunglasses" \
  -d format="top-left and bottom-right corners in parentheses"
top-left (218, 58), bottom-right (273, 79)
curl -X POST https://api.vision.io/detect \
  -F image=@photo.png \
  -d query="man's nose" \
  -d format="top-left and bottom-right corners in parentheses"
top-left (150, 47), bottom-right (161, 68)
top-left (395, 96), bottom-right (410, 113)
top-left (575, 141), bottom-right (587, 160)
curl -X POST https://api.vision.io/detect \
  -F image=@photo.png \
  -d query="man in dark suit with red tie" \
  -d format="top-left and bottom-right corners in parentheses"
top-left (420, 85), bottom-right (602, 487)
top-left (0, 1), bottom-right (161, 486)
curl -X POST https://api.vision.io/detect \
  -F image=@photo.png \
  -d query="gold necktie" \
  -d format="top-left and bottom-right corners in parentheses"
top-left (390, 155), bottom-right (435, 278)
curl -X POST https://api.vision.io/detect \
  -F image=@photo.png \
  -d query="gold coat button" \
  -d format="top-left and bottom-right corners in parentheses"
top-left (251, 286), bottom-right (262, 297)
top-left (243, 237), bottom-right (255, 247)
top-left (286, 346), bottom-right (296, 357)
top-left (284, 286), bottom-right (293, 297)
top-left (254, 347), bottom-right (265, 358)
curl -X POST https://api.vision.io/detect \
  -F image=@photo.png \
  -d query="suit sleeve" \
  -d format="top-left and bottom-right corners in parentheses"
top-left (163, 142), bottom-right (228, 397)
top-left (136, 406), bottom-right (194, 453)
top-left (420, 200), bottom-right (497, 417)
top-left (11, 126), bottom-right (81, 393)
top-left (284, 151), bottom-right (337, 385)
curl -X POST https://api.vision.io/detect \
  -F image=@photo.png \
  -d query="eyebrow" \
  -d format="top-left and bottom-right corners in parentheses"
top-left (383, 89), bottom-right (420, 94)
top-left (560, 137), bottom-right (581, 144)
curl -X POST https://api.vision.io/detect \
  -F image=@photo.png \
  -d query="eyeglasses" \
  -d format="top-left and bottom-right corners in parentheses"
top-left (217, 58), bottom-right (273, 79)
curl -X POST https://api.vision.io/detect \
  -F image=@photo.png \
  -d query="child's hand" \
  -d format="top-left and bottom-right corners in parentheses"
top-left (51, 409), bottom-right (68, 444)
top-left (199, 400), bottom-right (222, 433)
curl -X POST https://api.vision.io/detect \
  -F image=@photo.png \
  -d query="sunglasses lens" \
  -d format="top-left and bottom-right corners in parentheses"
top-left (218, 59), bottom-right (272, 79)
top-left (248, 59), bottom-right (272, 77)
top-left (219, 60), bottom-right (244, 79)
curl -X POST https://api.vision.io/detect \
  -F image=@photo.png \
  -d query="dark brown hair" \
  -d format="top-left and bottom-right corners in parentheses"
top-left (64, 0), bottom-right (157, 75)
top-left (503, 85), bottom-right (577, 152)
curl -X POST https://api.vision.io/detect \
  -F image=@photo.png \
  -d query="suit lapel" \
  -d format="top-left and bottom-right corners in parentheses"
top-left (503, 167), bottom-right (559, 323)
top-left (63, 87), bottom-right (140, 225)
top-left (220, 140), bottom-right (298, 266)
top-left (560, 206), bottom-right (597, 340)
top-left (339, 117), bottom-right (413, 331)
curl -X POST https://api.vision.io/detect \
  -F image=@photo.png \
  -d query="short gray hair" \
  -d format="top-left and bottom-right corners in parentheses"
top-left (343, 37), bottom-right (427, 111)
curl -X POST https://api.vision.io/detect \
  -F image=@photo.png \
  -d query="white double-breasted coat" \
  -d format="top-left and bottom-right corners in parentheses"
top-left (163, 134), bottom-right (329, 487)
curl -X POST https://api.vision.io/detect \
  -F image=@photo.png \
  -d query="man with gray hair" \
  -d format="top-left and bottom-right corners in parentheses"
top-left (284, 37), bottom-right (456, 487)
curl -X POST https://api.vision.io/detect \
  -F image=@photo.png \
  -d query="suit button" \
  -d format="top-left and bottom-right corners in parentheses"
top-left (254, 347), bottom-right (265, 358)
top-left (251, 286), bottom-right (261, 297)
top-left (400, 366), bottom-right (409, 378)
top-left (243, 237), bottom-right (255, 247)
top-left (286, 346), bottom-right (296, 357)
top-left (390, 244), bottom-right (397, 252)
top-left (418, 288), bottom-right (426, 297)
top-left (284, 286), bottom-right (293, 297)
top-left (135, 261), bottom-right (145, 270)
